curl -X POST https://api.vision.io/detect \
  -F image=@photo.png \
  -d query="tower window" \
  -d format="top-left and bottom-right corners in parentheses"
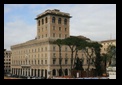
top-left (65, 28), bottom-right (67, 31)
top-left (59, 27), bottom-right (61, 31)
top-left (45, 60), bottom-right (47, 64)
top-left (45, 17), bottom-right (48, 23)
top-left (38, 20), bottom-right (40, 26)
top-left (59, 34), bottom-right (61, 38)
top-left (52, 17), bottom-right (55, 23)
top-left (42, 19), bottom-right (44, 24)
top-left (53, 46), bottom-right (56, 51)
top-left (46, 34), bottom-right (47, 37)
top-left (65, 34), bottom-right (67, 38)
top-left (58, 18), bottom-right (61, 24)
top-left (65, 59), bottom-right (68, 64)
top-left (53, 59), bottom-right (56, 64)
top-left (41, 60), bottom-right (43, 64)
top-left (53, 33), bottom-right (55, 37)
top-left (64, 19), bottom-right (67, 25)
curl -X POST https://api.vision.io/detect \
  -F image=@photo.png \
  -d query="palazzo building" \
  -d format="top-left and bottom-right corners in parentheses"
top-left (11, 9), bottom-right (95, 78)
top-left (4, 49), bottom-right (11, 74)
top-left (100, 39), bottom-right (116, 54)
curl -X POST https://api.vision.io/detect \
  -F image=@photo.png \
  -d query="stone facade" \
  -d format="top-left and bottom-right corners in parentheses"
top-left (100, 39), bottom-right (116, 54)
top-left (4, 49), bottom-right (11, 74)
top-left (11, 9), bottom-right (95, 78)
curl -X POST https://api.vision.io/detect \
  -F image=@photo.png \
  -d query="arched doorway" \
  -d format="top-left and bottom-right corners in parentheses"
top-left (34, 69), bottom-right (36, 77)
top-left (65, 69), bottom-right (68, 76)
top-left (45, 69), bottom-right (47, 78)
top-left (38, 69), bottom-right (40, 77)
top-left (59, 69), bottom-right (62, 76)
top-left (52, 69), bottom-right (56, 76)
top-left (41, 69), bottom-right (43, 77)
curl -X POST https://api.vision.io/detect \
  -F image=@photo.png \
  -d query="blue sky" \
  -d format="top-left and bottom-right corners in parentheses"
top-left (4, 4), bottom-right (116, 50)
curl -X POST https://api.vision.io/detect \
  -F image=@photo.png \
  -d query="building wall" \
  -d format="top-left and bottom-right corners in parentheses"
top-left (4, 49), bottom-right (11, 74)
top-left (100, 40), bottom-right (116, 54)
top-left (10, 9), bottom-right (95, 78)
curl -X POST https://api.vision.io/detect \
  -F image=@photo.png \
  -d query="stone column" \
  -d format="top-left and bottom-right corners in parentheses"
top-left (22, 68), bottom-right (24, 76)
top-left (57, 69), bottom-right (59, 76)
top-left (17, 69), bottom-right (18, 75)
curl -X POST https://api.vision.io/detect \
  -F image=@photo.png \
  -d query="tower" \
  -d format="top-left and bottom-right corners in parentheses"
top-left (35, 9), bottom-right (72, 40)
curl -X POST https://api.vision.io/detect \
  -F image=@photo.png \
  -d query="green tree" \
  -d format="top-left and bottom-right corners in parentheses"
top-left (80, 41), bottom-right (95, 77)
top-left (63, 36), bottom-right (85, 76)
top-left (107, 45), bottom-right (116, 66)
top-left (93, 42), bottom-right (103, 76)
top-left (53, 39), bottom-right (64, 76)
top-left (101, 53), bottom-right (109, 74)
top-left (74, 57), bottom-right (84, 70)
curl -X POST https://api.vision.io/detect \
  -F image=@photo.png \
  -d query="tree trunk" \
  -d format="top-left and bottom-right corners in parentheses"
top-left (73, 49), bottom-right (78, 69)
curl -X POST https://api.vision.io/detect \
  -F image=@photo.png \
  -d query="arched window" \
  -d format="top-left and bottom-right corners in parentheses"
top-left (52, 17), bottom-right (55, 23)
top-left (38, 20), bottom-right (40, 26)
top-left (45, 17), bottom-right (48, 23)
top-left (58, 18), bottom-right (61, 24)
top-left (64, 19), bottom-right (67, 25)
top-left (42, 19), bottom-right (44, 24)
top-left (65, 69), bottom-right (68, 75)
top-left (52, 69), bottom-right (56, 76)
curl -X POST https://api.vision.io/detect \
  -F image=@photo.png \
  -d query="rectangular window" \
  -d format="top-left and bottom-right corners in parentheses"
top-left (53, 33), bottom-right (55, 37)
top-left (35, 59), bottom-right (36, 64)
top-left (53, 53), bottom-right (55, 57)
top-left (53, 59), bottom-right (56, 64)
top-left (65, 59), bottom-right (68, 64)
top-left (41, 60), bottom-right (43, 64)
top-left (38, 60), bottom-right (40, 64)
top-left (46, 34), bottom-right (47, 37)
top-left (59, 34), bottom-right (61, 38)
top-left (42, 48), bottom-right (43, 51)
top-left (65, 34), bottom-right (67, 38)
top-left (59, 27), bottom-right (61, 31)
top-left (53, 46), bottom-right (56, 51)
top-left (45, 60), bottom-right (47, 64)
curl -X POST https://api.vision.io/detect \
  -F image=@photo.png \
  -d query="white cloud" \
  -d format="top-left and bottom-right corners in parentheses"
top-left (4, 18), bottom-right (36, 50)
top-left (4, 4), bottom-right (116, 50)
